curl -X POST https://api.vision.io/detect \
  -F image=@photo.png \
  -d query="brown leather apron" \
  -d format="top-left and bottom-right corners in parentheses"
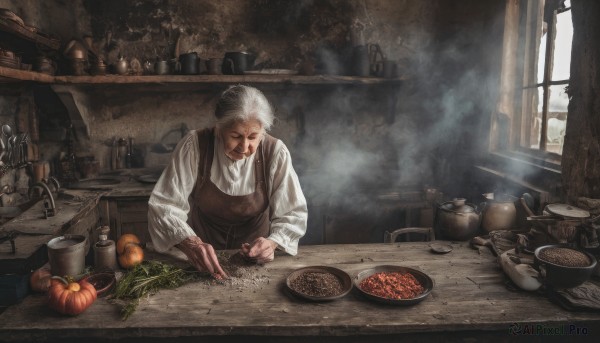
top-left (187, 128), bottom-right (277, 249)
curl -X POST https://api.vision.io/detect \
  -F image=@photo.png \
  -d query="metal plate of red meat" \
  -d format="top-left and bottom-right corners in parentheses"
top-left (354, 265), bottom-right (434, 305)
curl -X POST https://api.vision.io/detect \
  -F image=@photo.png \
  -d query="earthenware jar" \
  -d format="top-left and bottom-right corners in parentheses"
top-left (480, 193), bottom-right (517, 232)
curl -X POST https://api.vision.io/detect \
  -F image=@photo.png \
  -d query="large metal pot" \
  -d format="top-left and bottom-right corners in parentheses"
top-left (534, 244), bottom-right (597, 289)
top-left (436, 198), bottom-right (481, 240)
top-left (47, 235), bottom-right (87, 277)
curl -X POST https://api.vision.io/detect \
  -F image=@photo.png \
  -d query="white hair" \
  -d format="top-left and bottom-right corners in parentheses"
top-left (214, 85), bottom-right (274, 132)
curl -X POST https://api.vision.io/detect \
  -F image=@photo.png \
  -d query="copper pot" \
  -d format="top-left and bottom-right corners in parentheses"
top-left (90, 60), bottom-right (108, 76)
top-left (64, 40), bottom-right (87, 60)
top-left (33, 56), bottom-right (57, 75)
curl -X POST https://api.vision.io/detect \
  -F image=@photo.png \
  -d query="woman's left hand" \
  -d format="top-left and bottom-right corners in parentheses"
top-left (240, 238), bottom-right (278, 264)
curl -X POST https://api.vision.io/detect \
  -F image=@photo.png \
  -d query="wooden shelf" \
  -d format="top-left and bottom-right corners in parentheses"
top-left (0, 65), bottom-right (55, 83)
top-left (0, 66), bottom-right (405, 87)
top-left (54, 74), bottom-right (405, 86)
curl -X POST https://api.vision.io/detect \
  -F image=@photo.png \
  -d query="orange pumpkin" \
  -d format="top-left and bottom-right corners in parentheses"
top-left (47, 276), bottom-right (97, 315)
top-left (116, 233), bottom-right (141, 255)
top-left (118, 243), bottom-right (144, 269)
top-left (30, 264), bottom-right (52, 293)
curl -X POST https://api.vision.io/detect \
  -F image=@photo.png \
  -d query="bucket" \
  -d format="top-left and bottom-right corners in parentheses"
top-left (47, 235), bottom-right (87, 277)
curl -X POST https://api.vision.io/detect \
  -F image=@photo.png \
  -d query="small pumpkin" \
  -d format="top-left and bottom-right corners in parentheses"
top-left (47, 276), bottom-right (97, 316)
top-left (116, 233), bottom-right (141, 255)
top-left (30, 263), bottom-right (52, 293)
top-left (118, 243), bottom-right (144, 269)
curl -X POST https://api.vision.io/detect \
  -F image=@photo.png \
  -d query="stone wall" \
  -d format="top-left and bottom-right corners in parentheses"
top-left (0, 0), bottom-right (507, 242)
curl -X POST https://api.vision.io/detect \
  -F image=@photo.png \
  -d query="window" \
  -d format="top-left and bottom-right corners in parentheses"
top-left (518, 0), bottom-right (572, 157)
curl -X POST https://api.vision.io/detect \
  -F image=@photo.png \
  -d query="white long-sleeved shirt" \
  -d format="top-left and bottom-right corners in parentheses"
top-left (147, 130), bottom-right (308, 255)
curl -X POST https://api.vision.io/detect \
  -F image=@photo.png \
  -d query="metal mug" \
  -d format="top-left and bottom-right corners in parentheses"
top-left (179, 52), bottom-right (198, 75)
top-left (207, 58), bottom-right (222, 75)
top-left (222, 51), bottom-right (254, 75)
top-left (154, 60), bottom-right (170, 75)
top-left (351, 45), bottom-right (370, 77)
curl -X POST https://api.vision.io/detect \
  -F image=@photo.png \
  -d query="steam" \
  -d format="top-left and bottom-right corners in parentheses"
top-left (279, 7), bottom-right (513, 211)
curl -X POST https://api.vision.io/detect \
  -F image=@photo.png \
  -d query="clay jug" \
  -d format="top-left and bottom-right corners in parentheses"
top-left (480, 193), bottom-right (517, 232)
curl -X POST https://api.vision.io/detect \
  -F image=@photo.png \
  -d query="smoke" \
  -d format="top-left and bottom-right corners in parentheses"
top-left (277, 3), bottom-right (511, 212)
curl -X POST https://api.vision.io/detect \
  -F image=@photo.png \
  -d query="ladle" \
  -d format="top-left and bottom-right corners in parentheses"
top-left (0, 130), bottom-right (5, 164)
top-left (2, 124), bottom-right (11, 148)
top-left (2, 124), bottom-right (12, 139)
top-left (8, 135), bottom-right (16, 165)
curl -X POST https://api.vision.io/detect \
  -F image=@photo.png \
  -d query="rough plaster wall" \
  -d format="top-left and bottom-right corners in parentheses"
top-left (422, 0), bottom-right (506, 198)
top-left (0, 1), bottom-right (505, 205)
top-left (81, 89), bottom-right (217, 168)
top-left (0, 0), bottom-right (90, 42)
top-left (83, 0), bottom-right (434, 70)
top-left (53, 0), bottom-right (441, 187)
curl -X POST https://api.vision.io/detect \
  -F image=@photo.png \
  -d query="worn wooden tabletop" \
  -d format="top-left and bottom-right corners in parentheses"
top-left (1, 242), bottom-right (599, 342)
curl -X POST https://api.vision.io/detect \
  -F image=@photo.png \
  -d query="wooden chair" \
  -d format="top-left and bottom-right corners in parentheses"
top-left (384, 227), bottom-right (435, 243)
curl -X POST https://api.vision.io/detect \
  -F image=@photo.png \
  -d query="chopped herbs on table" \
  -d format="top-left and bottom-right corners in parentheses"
top-left (112, 260), bottom-right (202, 320)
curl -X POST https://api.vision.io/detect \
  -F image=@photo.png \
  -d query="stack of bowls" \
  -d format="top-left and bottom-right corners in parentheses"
top-left (0, 49), bottom-right (21, 69)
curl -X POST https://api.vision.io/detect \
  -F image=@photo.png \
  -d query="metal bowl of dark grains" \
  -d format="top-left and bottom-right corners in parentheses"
top-left (285, 266), bottom-right (352, 301)
top-left (534, 245), bottom-right (598, 289)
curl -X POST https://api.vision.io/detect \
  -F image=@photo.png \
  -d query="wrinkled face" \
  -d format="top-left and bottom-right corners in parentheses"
top-left (220, 119), bottom-right (263, 161)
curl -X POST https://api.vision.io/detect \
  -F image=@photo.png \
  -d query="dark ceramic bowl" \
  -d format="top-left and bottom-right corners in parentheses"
top-left (285, 266), bottom-right (352, 301)
top-left (82, 271), bottom-right (116, 297)
top-left (534, 244), bottom-right (597, 289)
top-left (354, 265), bottom-right (434, 305)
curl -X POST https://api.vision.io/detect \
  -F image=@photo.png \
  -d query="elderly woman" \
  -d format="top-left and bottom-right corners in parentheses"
top-left (148, 85), bottom-right (307, 279)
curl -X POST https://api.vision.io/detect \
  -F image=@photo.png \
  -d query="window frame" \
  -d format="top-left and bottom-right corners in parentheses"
top-left (493, 0), bottom-right (571, 170)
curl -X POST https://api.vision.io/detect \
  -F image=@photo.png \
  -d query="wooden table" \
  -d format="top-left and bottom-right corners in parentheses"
top-left (1, 242), bottom-right (599, 342)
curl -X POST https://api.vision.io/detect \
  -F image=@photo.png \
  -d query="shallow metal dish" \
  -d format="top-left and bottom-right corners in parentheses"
top-left (285, 266), bottom-right (352, 301)
top-left (354, 265), bottom-right (434, 305)
top-left (430, 243), bottom-right (453, 254)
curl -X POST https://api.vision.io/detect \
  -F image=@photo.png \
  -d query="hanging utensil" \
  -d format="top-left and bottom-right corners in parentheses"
top-left (0, 129), bottom-right (5, 165)
top-left (8, 135), bottom-right (17, 166)
top-left (2, 124), bottom-right (12, 149)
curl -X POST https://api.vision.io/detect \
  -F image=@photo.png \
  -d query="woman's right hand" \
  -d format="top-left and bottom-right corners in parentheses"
top-left (176, 236), bottom-right (229, 280)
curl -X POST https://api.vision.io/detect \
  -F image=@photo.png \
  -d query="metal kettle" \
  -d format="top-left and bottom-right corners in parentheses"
top-left (435, 198), bottom-right (481, 240)
top-left (113, 55), bottom-right (129, 75)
